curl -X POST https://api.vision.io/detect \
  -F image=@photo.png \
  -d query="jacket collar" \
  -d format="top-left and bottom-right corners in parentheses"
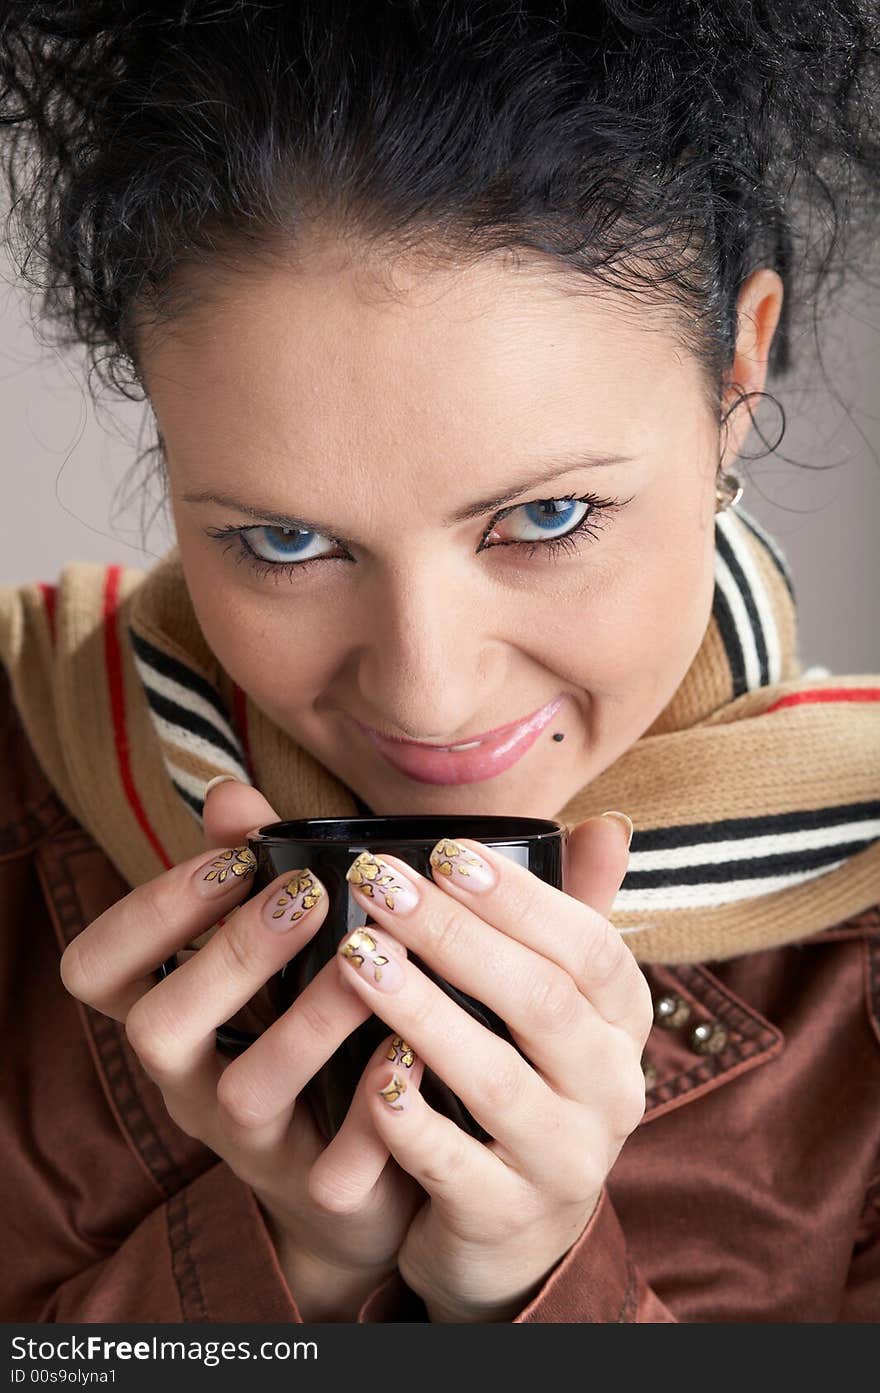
top-left (639, 961), bottom-right (783, 1124)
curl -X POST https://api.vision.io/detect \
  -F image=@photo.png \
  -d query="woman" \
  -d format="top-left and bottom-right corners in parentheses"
top-left (0, 1), bottom-right (878, 1322)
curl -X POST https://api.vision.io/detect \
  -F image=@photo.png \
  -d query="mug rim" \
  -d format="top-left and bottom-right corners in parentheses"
top-left (247, 814), bottom-right (567, 845)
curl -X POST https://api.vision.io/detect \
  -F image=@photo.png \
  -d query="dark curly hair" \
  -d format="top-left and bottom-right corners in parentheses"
top-left (1, 0), bottom-right (878, 502)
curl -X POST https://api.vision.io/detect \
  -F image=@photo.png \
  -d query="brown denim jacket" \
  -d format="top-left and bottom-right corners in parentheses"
top-left (2, 663), bottom-right (879, 1323)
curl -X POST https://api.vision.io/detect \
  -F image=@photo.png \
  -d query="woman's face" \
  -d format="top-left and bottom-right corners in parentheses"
top-left (141, 237), bottom-right (767, 818)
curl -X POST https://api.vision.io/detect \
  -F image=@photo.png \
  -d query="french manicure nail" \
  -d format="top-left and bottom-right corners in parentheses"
top-left (262, 869), bottom-right (324, 932)
top-left (429, 837), bottom-right (496, 892)
top-left (339, 926), bottom-right (404, 991)
top-left (204, 774), bottom-right (240, 798)
top-left (346, 852), bottom-right (420, 914)
top-left (600, 810), bottom-right (634, 849)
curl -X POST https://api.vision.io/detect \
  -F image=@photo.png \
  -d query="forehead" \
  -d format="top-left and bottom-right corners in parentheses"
top-left (140, 236), bottom-right (692, 463)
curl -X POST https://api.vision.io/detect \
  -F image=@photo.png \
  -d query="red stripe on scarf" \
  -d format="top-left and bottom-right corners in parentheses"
top-left (765, 686), bottom-right (880, 715)
top-left (38, 582), bottom-right (57, 648)
top-left (104, 564), bottom-right (174, 871)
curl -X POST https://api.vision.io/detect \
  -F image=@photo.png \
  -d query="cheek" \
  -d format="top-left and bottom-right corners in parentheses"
top-left (215, 606), bottom-right (339, 709)
top-left (177, 543), bottom-right (333, 704)
top-left (628, 516), bottom-right (716, 673)
top-left (543, 520), bottom-right (714, 691)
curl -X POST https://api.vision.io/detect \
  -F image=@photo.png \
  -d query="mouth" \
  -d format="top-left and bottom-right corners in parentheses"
top-left (348, 694), bottom-right (568, 786)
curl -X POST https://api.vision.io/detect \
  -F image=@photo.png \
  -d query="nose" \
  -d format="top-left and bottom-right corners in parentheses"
top-left (352, 562), bottom-right (499, 741)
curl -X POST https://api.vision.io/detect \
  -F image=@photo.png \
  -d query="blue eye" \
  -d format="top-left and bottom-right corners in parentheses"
top-left (206, 490), bottom-right (630, 585)
top-left (497, 497), bottom-right (590, 542)
top-left (237, 524), bottom-right (337, 567)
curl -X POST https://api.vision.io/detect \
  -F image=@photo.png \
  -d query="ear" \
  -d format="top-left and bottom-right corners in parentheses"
top-left (719, 266), bottom-right (785, 470)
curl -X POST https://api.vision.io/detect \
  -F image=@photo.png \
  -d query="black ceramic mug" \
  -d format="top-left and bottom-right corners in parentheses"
top-left (162, 814), bottom-right (567, 1143)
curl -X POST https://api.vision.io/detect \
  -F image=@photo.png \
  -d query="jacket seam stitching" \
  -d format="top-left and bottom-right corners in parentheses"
top-left (0, 796), bottom-right (70, 858)
top-left (615, 1259), bottom-right (638, 1322)
top-left (37, 834), bottom-right (197, 1195)
top-left (678, 965), bottom-right (780, 1043)
top-left (645, 1032), bottom-right (776, 1111)
top-left (167, 1188), bottom-right (208, 1320)
top-left (642, 964), bottom-right (782, 1114)
top-left (91, 1011), bottom-right (186, 1195)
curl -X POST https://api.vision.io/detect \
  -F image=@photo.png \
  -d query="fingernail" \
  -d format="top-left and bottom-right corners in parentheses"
top-left (386, 1035), bottom-right (416, 1068)
top-left (338, 926), bottom-right (404, 991)
top-left (429, 837), bottom-right (496, 892)
top-left (345, 852), bottom-right (420, 914)
top-left (377, 1071), bottom-right (410, 1111)
top-left (262, 868), bottom-right (325, 932)
top-left (600, 811), bottom-right (634, 849)
top-left (194, 845), bottom-right (257, 895)
top-left (203, 774), bottom-right (240, 798)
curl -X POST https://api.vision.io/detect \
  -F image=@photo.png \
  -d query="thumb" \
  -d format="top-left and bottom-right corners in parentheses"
top-left (193, 775), bottom-right (290, 1022)
top-left (201, 775), bottom-right (282, 851)
top-left (564, 811), bottom-right (633, 923)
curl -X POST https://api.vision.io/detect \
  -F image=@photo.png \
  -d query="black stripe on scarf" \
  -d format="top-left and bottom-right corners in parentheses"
top-left (176, 781), bottom-right (206, 819)
top-left (130, 628), bottom-right (235, 729)
top-left (715, 521), bottom-right (771, 691)
top-left (623, 799), bottom-right (880, 889)
top-left (624, 835), bottom-right (868, 890)
top-left (712, 583), bottom-right (749, 700)
top-left (633, 800), bottom-right (879, 847)
top-left (138, 683), bottom-right (243, 768)
top-left (735, 506), bottom-right (797, 603)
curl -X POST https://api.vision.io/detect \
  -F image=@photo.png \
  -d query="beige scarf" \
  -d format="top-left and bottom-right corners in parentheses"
top-left (1, 503), bottom-right (878, 964)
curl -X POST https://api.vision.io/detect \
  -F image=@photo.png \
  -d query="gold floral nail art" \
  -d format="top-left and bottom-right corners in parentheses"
top-left (345, 852), bottom-right (419, 912)
top-left (429, 838), bottom-right (495, 890)
top-left (340, 927), bottom-right (391, 983)
top-left (386, 1036), bottom-right (415, 1068)
top-left (201, 846), bottom-right (257, 885)
top-left (265, 869), bottom-right (324, 930)
top-left (378, 1073), bottom-right (408, 1110)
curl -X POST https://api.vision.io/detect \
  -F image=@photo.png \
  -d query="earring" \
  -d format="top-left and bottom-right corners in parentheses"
top-left (715, 466), bottom-right (743, 512)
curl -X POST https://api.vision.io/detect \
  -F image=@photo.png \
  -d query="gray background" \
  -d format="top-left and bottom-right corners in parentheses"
top-left (2, 244), bottom-right (878, 672)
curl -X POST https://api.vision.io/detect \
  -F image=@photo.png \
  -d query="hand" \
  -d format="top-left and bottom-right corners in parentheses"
top-left (58, 778), bottom-right (424, 1320)
top-left (332, 815), bottom-right (652, 1322)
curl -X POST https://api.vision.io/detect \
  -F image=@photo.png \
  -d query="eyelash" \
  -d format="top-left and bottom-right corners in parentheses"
top-left (205, 491), bottom-right (630, 586)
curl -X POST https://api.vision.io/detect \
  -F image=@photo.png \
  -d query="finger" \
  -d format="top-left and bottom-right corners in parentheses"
top-left (123, 865), bottom-right (330, 1089)
top-left (307, 1033), bottom-right (425, 1213)
top-left (158, 776), bottom-right (289, 985)
top-left (59, 840), bottom-right (264, 1021)
top-left (180, 773), bottom-right (288, 965)
top-left (200, 775), bottom-right (281, 856)
top-left (434, 832), bottom-right (646, 1038)
top-left (347, 854), bottom-right (599, 1098)
top-left (347, 841), bottom-right (652, 1053)
top-left (213, 946), bottom-right (395, 1128)
top-left (563, 813), bottom-right (634, 922)
top-left (365, 1053), bottom-right (502, 1223)
top-left (335, 923), bottom-right (566, 1177)
top-left (358, 999), bottom-right (619, 1206)
top-left (60, 775), bottom-right (284, 1020)
top-left (157, 971), bottom-right (379, 1178)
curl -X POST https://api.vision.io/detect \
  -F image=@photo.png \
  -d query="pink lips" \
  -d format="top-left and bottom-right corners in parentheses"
top-left (352, 694), bottom-right (567, 786)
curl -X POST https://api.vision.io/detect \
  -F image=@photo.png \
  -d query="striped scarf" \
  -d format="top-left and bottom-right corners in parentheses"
top-left (1, 503), bottom-right (878, 964)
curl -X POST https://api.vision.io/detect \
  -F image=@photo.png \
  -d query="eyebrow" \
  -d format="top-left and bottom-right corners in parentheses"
top-left (182, 451), bottom-right (635, 535)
